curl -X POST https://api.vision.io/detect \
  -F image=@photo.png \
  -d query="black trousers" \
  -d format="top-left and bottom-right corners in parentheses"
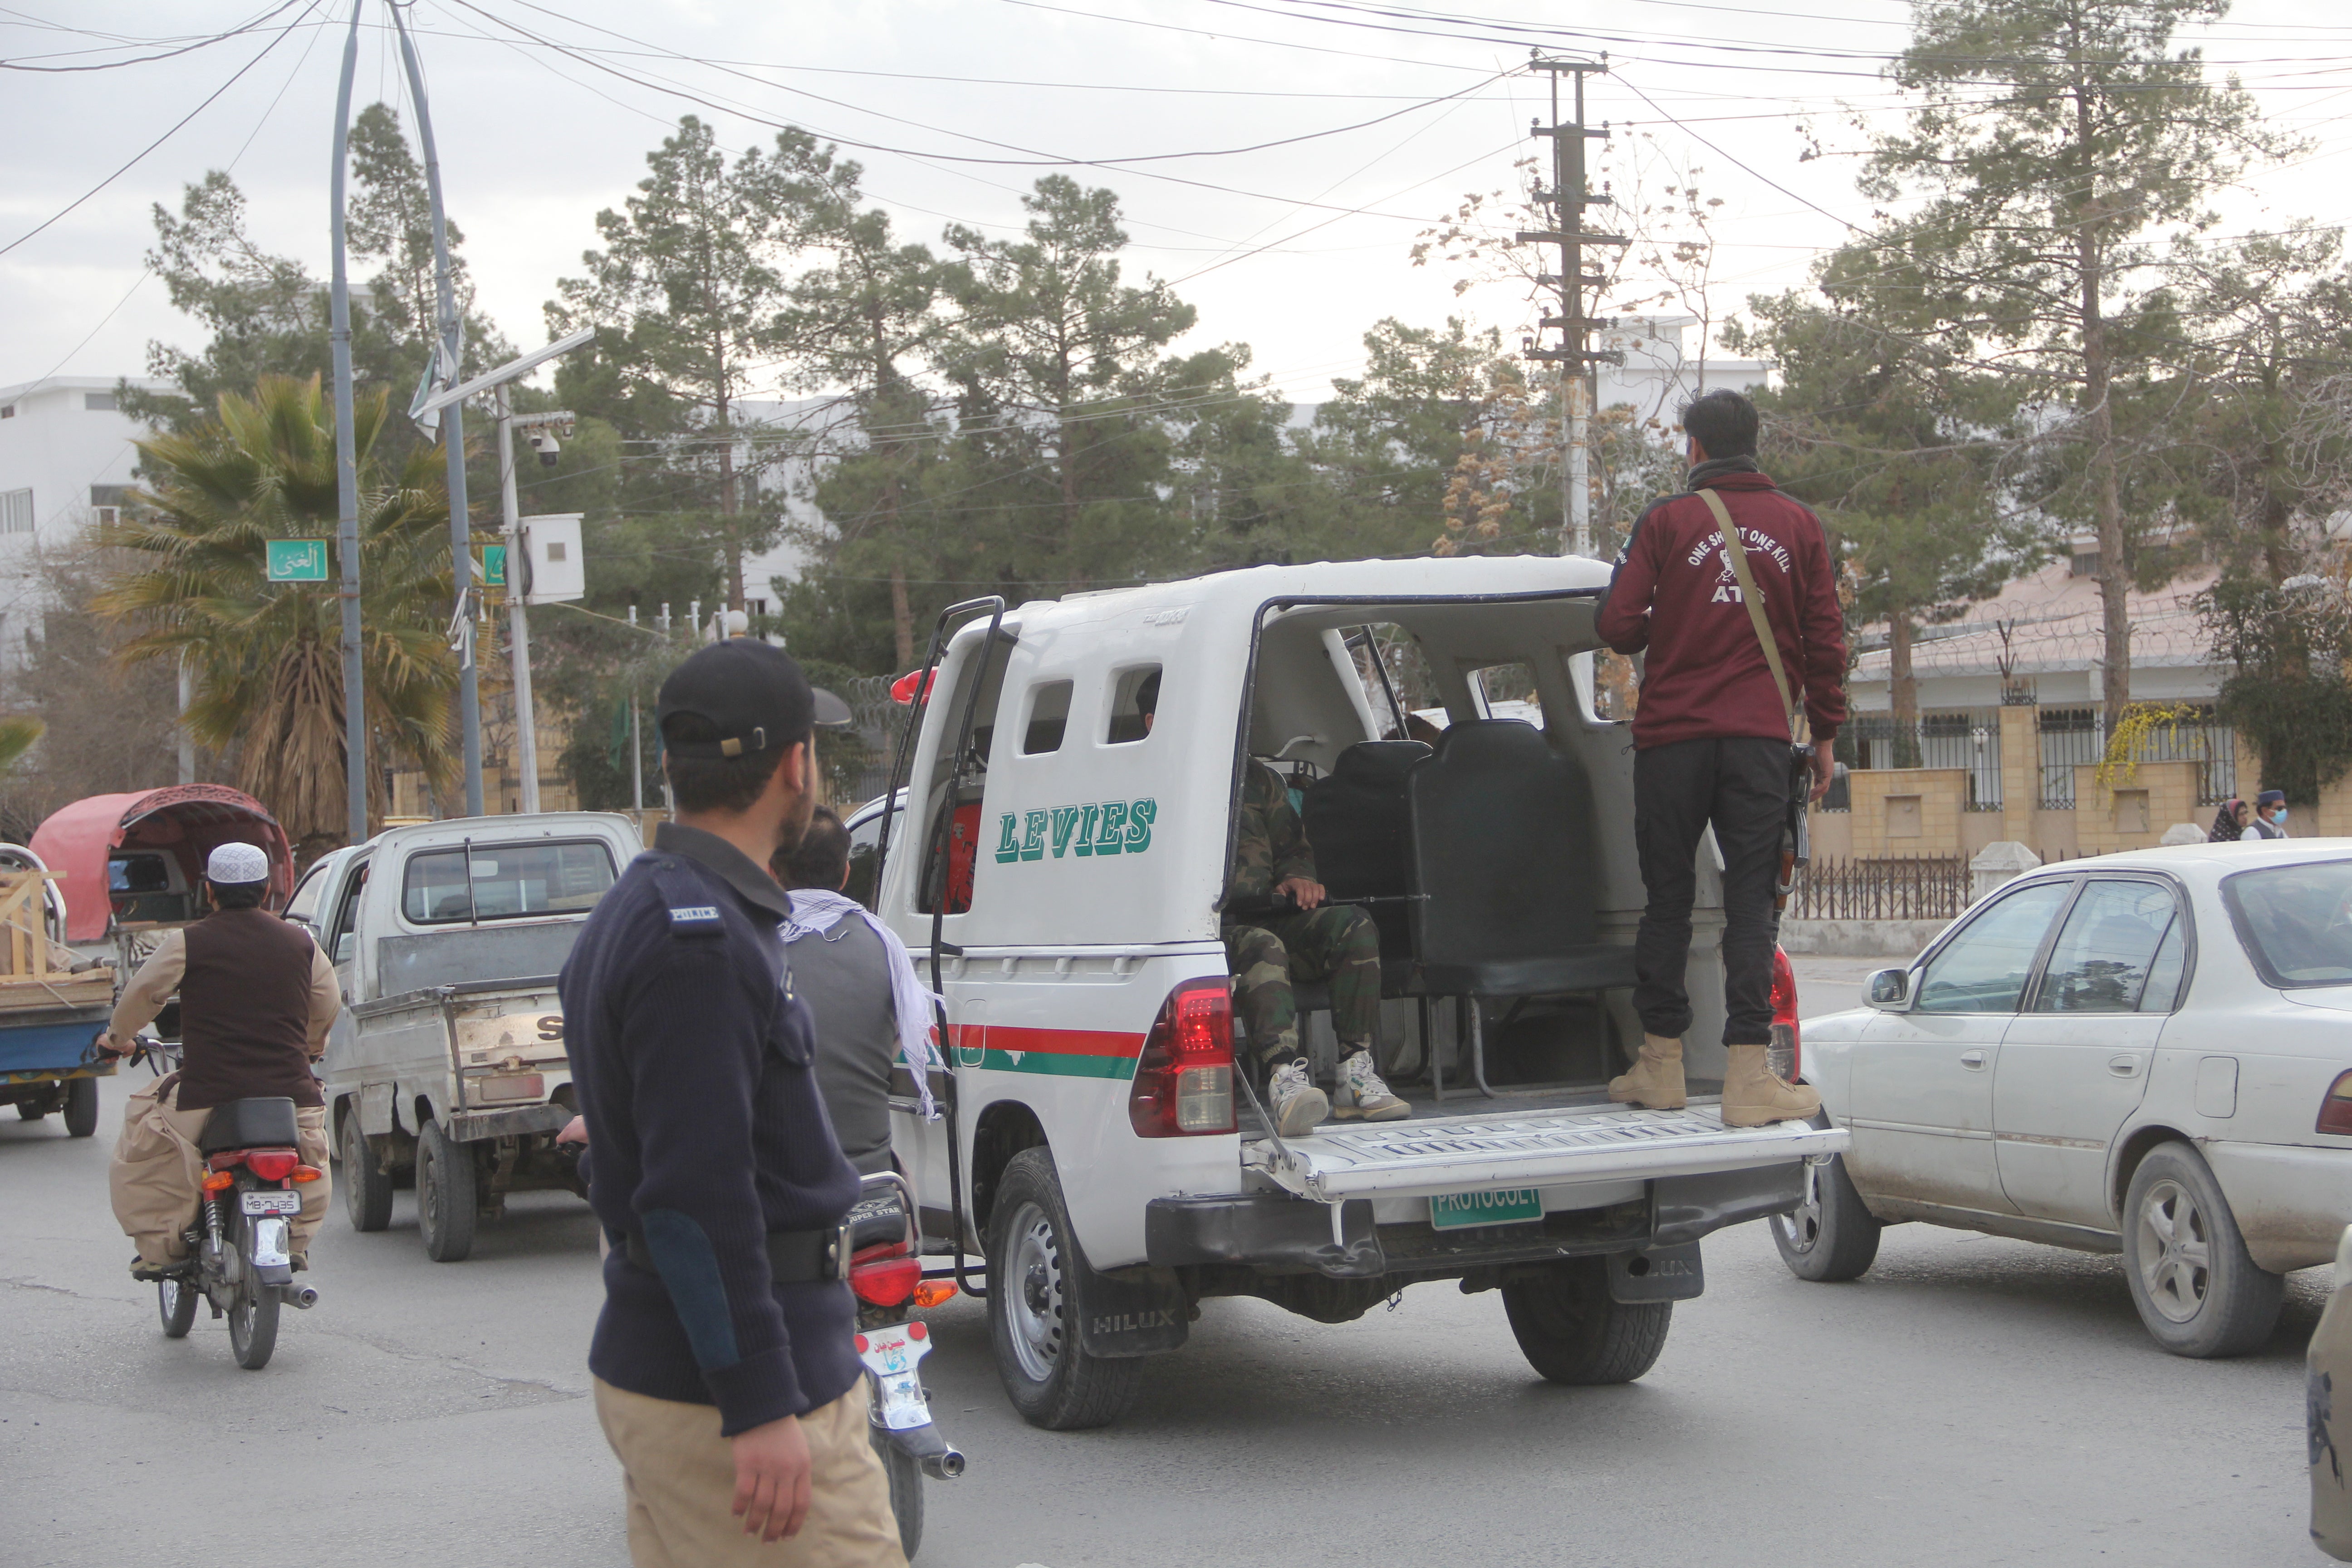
top-left (1632, 736), bottom-right (1792, 1047)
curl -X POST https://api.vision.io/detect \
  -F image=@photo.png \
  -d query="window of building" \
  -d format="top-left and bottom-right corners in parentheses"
top-left (2069, 550), bottom-right (2101, 578)
top-left (0, 490), bottom-right (31, 536)
top-left (83, 391), bottom-right (118, 412)
top-left (90, 485), bottom-right (129, 509)
top-left (0, 404), bottom-right (15, 419)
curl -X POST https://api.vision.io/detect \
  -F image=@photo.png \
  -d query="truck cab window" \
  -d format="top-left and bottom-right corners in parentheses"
top-left (1023, 681), bottom-right (1073, 755)
top-left (1469, 662), bottom-right (1543, 725)
top-left (1105, 665), bottom-right (1160, 744)
top-left (284, 863), bottom-right (329, 931)
top-left (401, 840), bottom-right (617, 924)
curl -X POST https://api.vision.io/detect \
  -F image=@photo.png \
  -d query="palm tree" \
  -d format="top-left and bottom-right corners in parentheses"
top-left (94, 373), bottom-right (458, 845)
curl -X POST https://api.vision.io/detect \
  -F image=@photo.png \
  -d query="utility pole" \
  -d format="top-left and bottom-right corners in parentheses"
top-left (328, 0), bottom-right (368, 843)
top-left (390, 1), bottom-right (481, 817)
top-left (1518, 54), bottom-right (1625, 559)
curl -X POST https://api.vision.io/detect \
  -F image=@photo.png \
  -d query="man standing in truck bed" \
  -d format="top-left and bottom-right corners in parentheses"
top-left (1595, 387), bottom-right (1845, 1128)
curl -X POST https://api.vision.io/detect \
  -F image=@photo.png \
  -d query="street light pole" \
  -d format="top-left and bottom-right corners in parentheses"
top-left (495, 386), bottom-right (541, 814)
top-left (328, 0), bottom-right (368, 843)
top-left (389, 0), bottom-right (481, 817)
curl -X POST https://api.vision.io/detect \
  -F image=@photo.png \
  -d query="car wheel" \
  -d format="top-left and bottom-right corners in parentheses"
top-left (985, 1147), bottom-right (1141, 1430)
top-left (417, 1120), bottom-right (478, 1263)
top-left (341, 1111), bottom-right (394, 1233)
top-left (1499, 1256), bottom-right (1673, 1385)
top-left (2122, 1142), bottom-right (2284, 1358)
top-left (1771, 1151), bottom-right (1882, 1283)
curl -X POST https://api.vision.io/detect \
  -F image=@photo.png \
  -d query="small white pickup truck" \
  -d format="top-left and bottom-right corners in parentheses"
top-left (302, 813), bottom-right (640, 1261)
top-left (858, 554), bottom-right (1848, 1428)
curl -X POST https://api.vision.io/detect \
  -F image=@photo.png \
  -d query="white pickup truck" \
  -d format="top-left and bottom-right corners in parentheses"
top-left (857, 554), bottom-right (1848, 1429)
top-left (301, 813), bottom-right (640, 1261)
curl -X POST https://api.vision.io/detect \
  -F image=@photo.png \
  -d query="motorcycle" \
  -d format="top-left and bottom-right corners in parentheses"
top-left (154, 1092), bottom-right (321, 1370)
top-left (843, 1170), bottom-right (965, 1560)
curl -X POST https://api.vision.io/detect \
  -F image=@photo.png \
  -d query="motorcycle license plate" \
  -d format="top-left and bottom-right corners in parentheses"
top-left (856, 1324), bottom-right (933, 1431)
top-left (240, 1190), bottom-right (301, 1215)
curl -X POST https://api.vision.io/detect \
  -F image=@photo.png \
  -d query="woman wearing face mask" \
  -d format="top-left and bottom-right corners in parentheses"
top-left (2242, 789), bottom-right (2290, 840)
top-left (2209, 799), bottom-right (2250, 843)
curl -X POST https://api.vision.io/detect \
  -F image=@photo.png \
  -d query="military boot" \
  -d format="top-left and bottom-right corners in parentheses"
top-left (1720, 1043), bottom-right (1821, 1127)
top-left (1608, 1034), bottom-right (1686, 1109)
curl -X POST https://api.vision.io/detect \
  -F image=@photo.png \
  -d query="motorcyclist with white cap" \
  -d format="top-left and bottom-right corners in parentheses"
top-left (101, 842), bottom-right (343, 1279)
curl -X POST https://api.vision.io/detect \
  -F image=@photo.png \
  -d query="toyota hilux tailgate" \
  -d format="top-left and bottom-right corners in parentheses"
top-left (1245, 1100), bottom-right (1848, 1204)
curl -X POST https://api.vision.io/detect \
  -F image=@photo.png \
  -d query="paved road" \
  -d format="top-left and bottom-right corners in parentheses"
top-left (3, 1066), bottom-right (2323, 1568)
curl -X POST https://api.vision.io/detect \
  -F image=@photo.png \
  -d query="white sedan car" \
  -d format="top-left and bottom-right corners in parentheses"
top-left (1778, 841), bottom-right (2352, 1357)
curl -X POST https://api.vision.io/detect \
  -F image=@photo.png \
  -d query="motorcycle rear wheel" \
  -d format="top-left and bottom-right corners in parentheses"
top-left (871, 1423), bottom-right (925, 1560)
top-left (226, 1213), bottom-right (280, 1370)
top-left (157, 1277), bottom-right (196, 1338)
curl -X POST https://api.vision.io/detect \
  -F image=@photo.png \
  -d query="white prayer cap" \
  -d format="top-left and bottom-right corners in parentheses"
top-left (206, 842), bottom-right (270, 886)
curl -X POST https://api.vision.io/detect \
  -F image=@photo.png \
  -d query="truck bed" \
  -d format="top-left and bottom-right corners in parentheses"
top-left (1243, 1088), bottom-right (1846, 1205)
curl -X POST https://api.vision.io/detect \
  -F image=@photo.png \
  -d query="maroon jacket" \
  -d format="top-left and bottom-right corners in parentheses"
top-left (1596, 461), bottom-right (1847, 751)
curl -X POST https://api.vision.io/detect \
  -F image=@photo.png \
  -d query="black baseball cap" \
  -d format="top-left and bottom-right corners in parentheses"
top-left (657, 639), bottom-right (848, 759)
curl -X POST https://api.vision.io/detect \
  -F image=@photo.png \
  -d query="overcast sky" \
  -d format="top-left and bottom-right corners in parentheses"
top-left (5, 0), bottom-right (2349, 407)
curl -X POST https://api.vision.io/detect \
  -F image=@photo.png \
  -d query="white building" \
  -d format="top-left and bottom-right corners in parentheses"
top-left (1594, 314), bottom-right (1769, 427)
top-left (0, 375), bottom-right (172, 545)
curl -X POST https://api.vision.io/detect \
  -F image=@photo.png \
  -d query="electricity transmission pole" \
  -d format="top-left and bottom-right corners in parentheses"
top-left (1518, 54), bottom-right (1624, 559)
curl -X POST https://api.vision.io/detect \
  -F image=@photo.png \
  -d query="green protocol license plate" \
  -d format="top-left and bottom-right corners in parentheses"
top-left (1430, 1187), bottom-right (1543, 1230)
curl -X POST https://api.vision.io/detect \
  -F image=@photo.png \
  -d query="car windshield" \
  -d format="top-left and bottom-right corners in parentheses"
top-left (2222, 858), bottom-right (2352, 986)
top-left (402, 839), bottom-right (616, 925)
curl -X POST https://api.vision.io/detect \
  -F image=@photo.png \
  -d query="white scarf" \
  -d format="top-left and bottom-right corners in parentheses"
top-left (782, 888), bottom-right (945, 1121)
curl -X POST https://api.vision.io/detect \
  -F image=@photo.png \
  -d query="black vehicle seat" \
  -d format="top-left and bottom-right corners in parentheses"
top-left (1302, 740), bottom-right (1431, 970)
top-left (197, 1096), bottom-right (302, 1153)
top-left (1407, 720), bottom-right (1636, 998)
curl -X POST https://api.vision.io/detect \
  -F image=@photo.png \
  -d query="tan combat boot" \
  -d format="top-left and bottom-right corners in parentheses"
top-left (1720, 1043), bottom-right (1822, 1127)
top-left (1608, 1034), bottom-right (1686, 1109)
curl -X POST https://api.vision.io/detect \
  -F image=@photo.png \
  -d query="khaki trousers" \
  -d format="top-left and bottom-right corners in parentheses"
top-left (593, 1378), bottom-right (906, 1568)
top-left (109, 1078), bottom-right (331, 1266)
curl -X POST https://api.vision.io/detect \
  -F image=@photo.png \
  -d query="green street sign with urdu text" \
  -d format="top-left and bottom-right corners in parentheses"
top-left (482, 544), bottom-right (507, 587)
top-left (265, 540), bottom-right (328, 582)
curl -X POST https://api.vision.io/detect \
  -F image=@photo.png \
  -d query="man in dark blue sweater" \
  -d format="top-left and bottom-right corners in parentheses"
top-left (563, 638), bottom-right (902, 1566)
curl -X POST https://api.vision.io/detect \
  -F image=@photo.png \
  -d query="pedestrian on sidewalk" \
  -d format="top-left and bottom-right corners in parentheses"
top-left (2243, 789), bottom-right (2290, 840)
top-left (1594, 387), bottom-right (1846, 1127)
top-left (561, 638), bottom-right (904, 1568)
top-left (2210, 799), bottom-right (2250, 842)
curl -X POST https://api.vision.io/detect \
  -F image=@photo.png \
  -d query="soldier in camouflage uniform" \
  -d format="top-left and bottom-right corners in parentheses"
top-left (1131, 669), bottom-right (1405, 1135)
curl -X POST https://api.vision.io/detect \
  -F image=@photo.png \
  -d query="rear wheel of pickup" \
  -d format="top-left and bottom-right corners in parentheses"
top-left (417, 1119), bottom-right (478, 1263)
top-left (341, 1110), bottom-right (394, 1233)
top-left (1770, 1150), bottom-right (1881, 1283)
top-left (986, 1147), bottom-right (1141, 1430)
top-left (1500, 1257), bottom-right (1672, 1385)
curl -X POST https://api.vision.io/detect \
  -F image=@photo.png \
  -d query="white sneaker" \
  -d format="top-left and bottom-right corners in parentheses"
top-left (1267, 1058), bottom-right (1329, 1137)
top-left (1335, 1049), bottom-right (1410, 1121)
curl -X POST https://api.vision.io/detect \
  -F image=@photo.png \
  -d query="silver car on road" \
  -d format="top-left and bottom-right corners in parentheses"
top-left (1779, 841), bottom-right (2352, 1356)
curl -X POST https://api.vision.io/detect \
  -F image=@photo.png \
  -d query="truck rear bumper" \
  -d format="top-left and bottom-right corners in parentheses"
top-left (446, 1103), bottom-right (571, 1142)
top-left (1146, 1161), bottom-right (1807, 1281)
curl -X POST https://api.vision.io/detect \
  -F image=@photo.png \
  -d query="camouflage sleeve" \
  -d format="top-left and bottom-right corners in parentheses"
top-left (1259, 761), bottom-right (1317, 886)
top-left (1228, 761), bottom-right (1315, 902)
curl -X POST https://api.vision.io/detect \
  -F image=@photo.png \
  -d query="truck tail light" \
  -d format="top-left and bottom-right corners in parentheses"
top-left (1129, 980), bottom-right (1235, 1137)
top-left (1769, 944), bottom-right (1802, 1084)
top-left (2319, 1070), bottom-right (2352, 1136)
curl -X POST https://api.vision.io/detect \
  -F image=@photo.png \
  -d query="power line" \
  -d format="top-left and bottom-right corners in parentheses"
top-left (0, 0), bottom-right (308, 71)
top-left (0, 2), bottom-right (316, 258)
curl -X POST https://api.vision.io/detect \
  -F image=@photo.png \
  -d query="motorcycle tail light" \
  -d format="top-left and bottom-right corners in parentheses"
top-left (201, 1171), bottom-right (235, 1192)
top-left (2319, 1070), bottom-right (2352, 1136)
top-left (850, 1256), bottom-right (924, 1306)
top-left (244, 1148), bottom-right (301, 1181)
top-left (1129, 980), bottom-right (1235, 1138)
top-left (1769, 945), bottom-right (1802, 1084)
top-left (912, 1280), bottom-right (958, 1308)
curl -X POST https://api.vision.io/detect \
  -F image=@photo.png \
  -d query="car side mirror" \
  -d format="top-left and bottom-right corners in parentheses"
top-left (1863, 967), bottom-right (1912, 1011)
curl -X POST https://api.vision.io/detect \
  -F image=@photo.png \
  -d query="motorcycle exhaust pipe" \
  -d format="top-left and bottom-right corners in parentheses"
top-left (881, 1420), bottom-right (965, 1480)
top-left (282, 1285), bottom-right (319, 1310)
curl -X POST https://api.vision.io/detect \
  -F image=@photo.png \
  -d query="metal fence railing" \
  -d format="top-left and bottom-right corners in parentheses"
top-left (2037, 707), bottom-right (2236, 809)
top-left (1846, 708), bottom-right (2005, 810)
top-left (1789, 854), bottom-right (1972, 922)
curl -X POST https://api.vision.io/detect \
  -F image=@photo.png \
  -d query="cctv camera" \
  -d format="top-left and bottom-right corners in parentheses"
top-left (528, 430), bottom-right (561, 468)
